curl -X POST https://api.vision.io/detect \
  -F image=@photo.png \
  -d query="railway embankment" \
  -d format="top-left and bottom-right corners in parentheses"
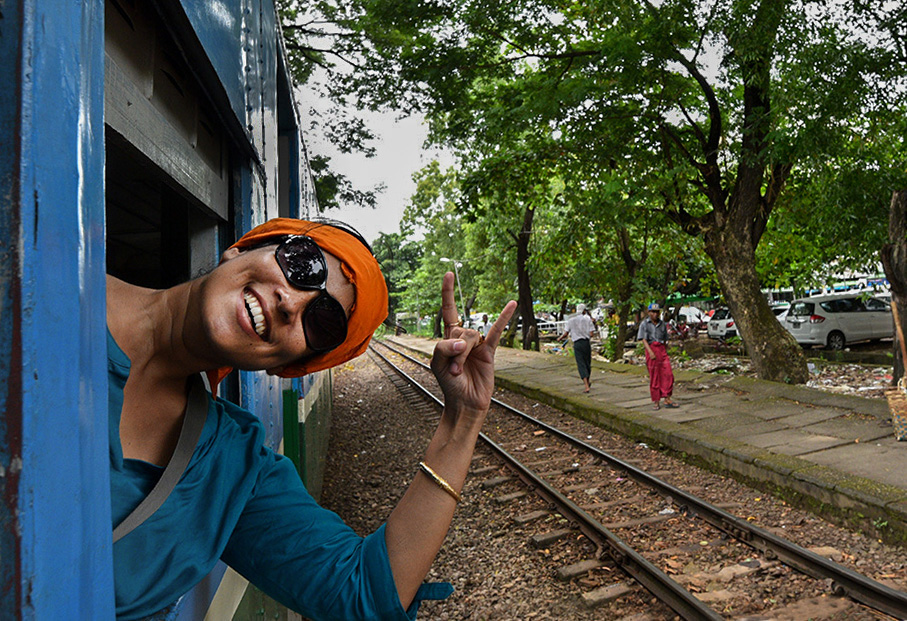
top-left (388, 336), bottom-right (907, 547)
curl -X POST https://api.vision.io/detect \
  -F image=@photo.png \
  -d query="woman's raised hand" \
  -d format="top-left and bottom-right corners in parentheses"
top-left (430, 272), bottom-right (517, 419)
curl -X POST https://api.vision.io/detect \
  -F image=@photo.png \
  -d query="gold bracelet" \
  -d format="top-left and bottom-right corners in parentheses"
top-left (418, 462), bottom-right (462, 503)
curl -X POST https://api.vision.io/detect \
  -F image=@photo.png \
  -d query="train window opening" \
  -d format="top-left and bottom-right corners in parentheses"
top-left (104, 0), bottom-right (229, 223)
top-left (106, 130), bottom-right (194, 288)
top-left (104, 0), bottom-right (236, 289)
top-left (104, 0), bottom-right (242, 401)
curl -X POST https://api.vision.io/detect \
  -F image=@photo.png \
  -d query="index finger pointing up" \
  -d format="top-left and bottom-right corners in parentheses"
top-left (440, 271), bottom-right (460, 328)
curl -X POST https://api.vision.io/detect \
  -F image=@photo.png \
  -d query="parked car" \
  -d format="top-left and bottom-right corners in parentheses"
top-left (771, 303), bottom-right (790, 322)
top-left (783, 294), bottom-right (894, 350)
top-left (516, 317), bottom-right (559, 333)
top-left (707, 308), bottom-right (736, 339)
top-left (675, 305), bottom-right (707, 330)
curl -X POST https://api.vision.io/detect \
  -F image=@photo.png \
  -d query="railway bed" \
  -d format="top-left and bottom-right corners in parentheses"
top-left (321, 342), bottom-right (907, 619)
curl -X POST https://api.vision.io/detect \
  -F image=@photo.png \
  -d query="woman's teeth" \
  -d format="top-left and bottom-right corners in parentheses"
top-left (243, 291), bottom-right (266, 337)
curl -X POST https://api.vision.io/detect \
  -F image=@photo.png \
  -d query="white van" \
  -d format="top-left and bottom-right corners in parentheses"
top-left (783, 294), bottom-right (893, 349)
top-left (675, 305), bottom-right (707, 329)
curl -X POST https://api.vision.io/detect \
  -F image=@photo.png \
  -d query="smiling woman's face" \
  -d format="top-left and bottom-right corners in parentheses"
top-left (194, 243), bottom-right (355, 373)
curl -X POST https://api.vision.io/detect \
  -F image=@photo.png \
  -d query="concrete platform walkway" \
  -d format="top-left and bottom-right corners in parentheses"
top-left (386, 335), bottom-right (907, 544)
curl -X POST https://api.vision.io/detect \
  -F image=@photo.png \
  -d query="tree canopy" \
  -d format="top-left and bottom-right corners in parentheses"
top-left (279, 0), bottom-right (907, 381)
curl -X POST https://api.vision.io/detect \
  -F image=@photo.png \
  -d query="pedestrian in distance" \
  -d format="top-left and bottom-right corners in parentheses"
top-left (480, 313), bottom-right (492, 337)
top-left (561, 303), bottom-right (597, 393)
top-left (638, 303), bottom-right (678, 410)
top-left (107, 217), bottom-right (517, 620)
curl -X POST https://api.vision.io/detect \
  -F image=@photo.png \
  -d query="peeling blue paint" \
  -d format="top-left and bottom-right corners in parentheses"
top-left (4, 0), bottom-right (326, 616)
top-left (12, 0), bottom-right (114, 618)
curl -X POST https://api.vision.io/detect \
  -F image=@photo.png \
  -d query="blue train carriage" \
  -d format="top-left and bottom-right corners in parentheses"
top-left (2, 0), bottom-right (332, 618)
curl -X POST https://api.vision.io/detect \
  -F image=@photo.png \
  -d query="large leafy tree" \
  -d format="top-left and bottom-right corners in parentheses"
top-left (280, 0), bottom-right (904, 383)
top-left (399, 162), bottom-right (479, 335)
top-left (458, 137), bottom-right (581, 350)
top-left (277, 2), bottom-right (388, 211)
top-left (759, 109), bottom-right (907, 285)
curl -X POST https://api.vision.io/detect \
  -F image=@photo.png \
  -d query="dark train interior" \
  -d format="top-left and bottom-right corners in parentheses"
top-left (104, 0), bottom-right (229, 289)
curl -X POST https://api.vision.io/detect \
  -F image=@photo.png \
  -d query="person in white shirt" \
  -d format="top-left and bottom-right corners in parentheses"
top-left (480, 314), bottom-right (492, 337)
top-left (561, 303), bottom-right (597, 393)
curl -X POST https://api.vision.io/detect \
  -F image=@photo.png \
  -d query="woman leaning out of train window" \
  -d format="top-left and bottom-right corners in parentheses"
top-left (106, 217), bottom-right (517, 620)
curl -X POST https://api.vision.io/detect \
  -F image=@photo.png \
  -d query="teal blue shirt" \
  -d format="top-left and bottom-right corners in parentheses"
top-left (108, 331), bottom-right (450, 620)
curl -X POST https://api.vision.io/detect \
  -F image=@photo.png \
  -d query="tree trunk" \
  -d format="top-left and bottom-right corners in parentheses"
top-left (612, 286), bottom-right (635, 362)
top-left (515, 204), bottom-right (539, 351)
top-left (502, 310), bottom-right (519, 348)
top-left (465, 292), bottom-right (477, 328)
top-left (659, 0), bottom-right (802, 381)
top-left (433, 308), bottom-right (443, 338)
top-left (614, 305), bottom-right (630, 361)
top-left (611, 227), bottom-right (644, 361)
top-left (704, 227), bottom-right (808, 383)
top-left (880, 189), bottom-right (907, 382)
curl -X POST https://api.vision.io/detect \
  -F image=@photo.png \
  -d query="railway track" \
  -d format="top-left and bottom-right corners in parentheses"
top-left (370, 339), bottom-right (907, 620)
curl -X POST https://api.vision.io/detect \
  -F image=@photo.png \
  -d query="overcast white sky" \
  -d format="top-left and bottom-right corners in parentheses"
top-left (302, 108), bottom-right (452, 244)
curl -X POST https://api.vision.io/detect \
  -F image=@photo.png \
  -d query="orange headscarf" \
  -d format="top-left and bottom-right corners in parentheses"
top-left (207, 218), bottom-right (388, 388)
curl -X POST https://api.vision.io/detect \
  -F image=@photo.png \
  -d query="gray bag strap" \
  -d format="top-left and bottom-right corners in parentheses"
top-left (113, 374), bottom-right (209, 543)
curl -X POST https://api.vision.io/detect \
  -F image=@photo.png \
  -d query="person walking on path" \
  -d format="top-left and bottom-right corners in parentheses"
top-left (562, 303), bottom-right (597, 393)
top-left (638, 303), bottom-right (678, 410)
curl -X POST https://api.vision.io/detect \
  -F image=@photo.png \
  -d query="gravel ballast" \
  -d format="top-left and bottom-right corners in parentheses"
top-left (320, 351), bottom-right (907, 620)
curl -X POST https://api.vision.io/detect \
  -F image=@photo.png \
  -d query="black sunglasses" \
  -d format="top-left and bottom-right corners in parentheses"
top-left (274, 235), bottom-right (348, 353)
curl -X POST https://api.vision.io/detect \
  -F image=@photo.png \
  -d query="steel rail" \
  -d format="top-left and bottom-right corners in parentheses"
top-left (369, 344), bottom-right (724, 620)
top-left (376, 338), bottom-right (907, 618)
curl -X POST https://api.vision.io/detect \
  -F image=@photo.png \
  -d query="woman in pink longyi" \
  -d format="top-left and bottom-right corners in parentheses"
top-left (637, 303), bottom-right (679, 410)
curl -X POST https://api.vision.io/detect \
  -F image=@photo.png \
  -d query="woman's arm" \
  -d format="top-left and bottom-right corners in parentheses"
top-left (384, 272), bottom-right (516, 608)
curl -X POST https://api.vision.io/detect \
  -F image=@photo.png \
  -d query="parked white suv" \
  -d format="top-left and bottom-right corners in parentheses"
top-left (707, 308), bottom-right (736, 339)
top-left (783, 294), bottom-right (893, 350)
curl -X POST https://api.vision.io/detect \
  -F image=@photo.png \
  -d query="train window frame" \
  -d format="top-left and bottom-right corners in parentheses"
top-left (104, 0), bottom-right (229, 221)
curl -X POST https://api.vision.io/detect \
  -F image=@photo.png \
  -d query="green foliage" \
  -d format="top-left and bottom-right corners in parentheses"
top-left (599, 327), bottom-right (620, 361)
top-left (372, 232), bottom-right (421, 318)
top-left (279, 0), bottom-right (905, 382)
top-left (308, 155), bottom-right (382, 212)
top-left (394, 161), bottom-right (518, 322)
top-left (276, 2), bottom-right (385, 211)
top-left (668, 346), bottom-right (691, 364)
